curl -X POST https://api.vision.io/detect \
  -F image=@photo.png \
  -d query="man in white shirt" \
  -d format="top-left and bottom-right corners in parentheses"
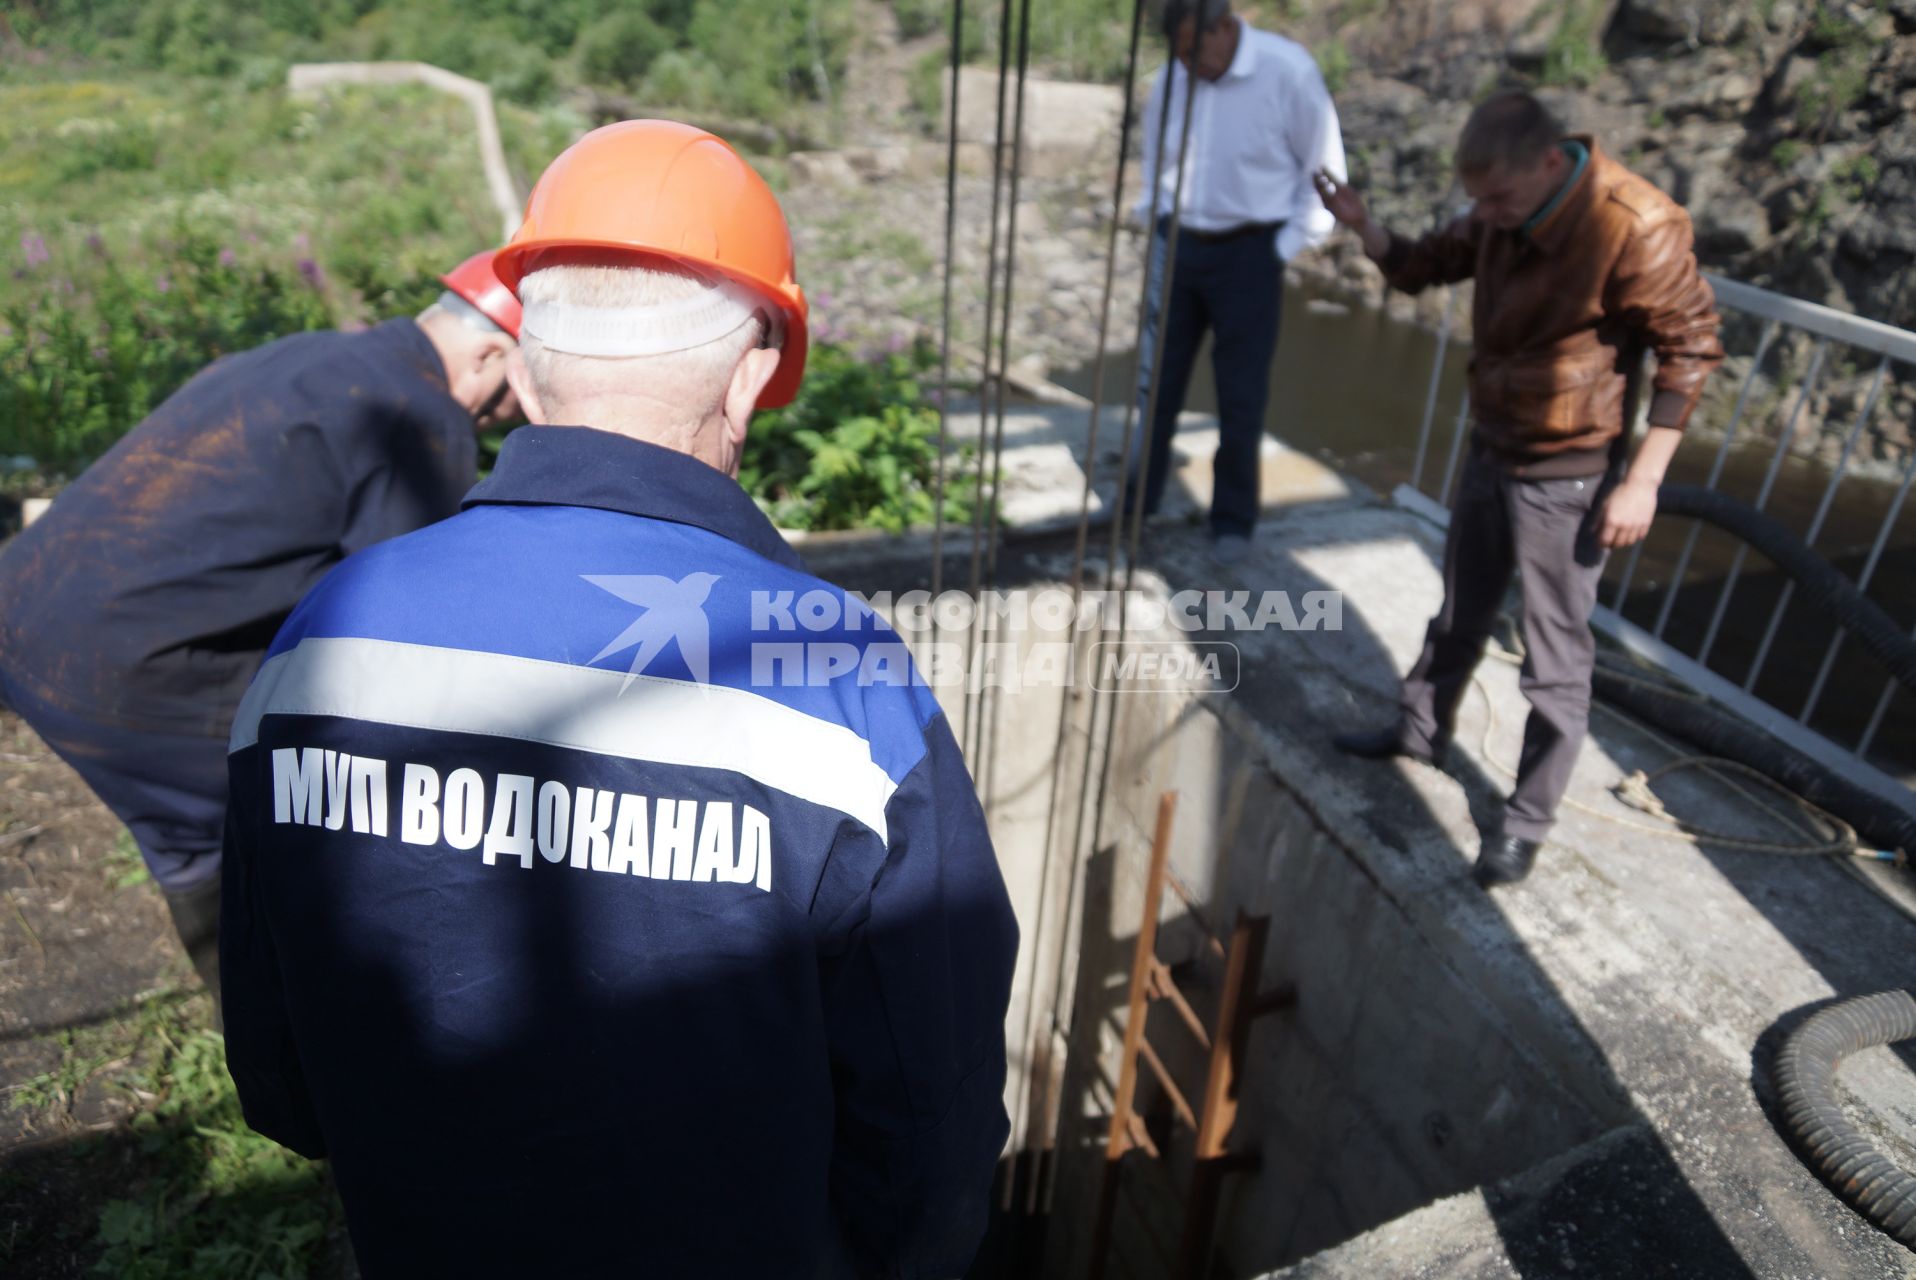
top-left (1125, 0), bottom-right (1346, 562)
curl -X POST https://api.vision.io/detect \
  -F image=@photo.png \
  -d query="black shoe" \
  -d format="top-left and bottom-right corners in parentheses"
top-left (1332, 724), bottom-right (1443, 768)
top-left (1473, 835), bottom-right (1541, 888)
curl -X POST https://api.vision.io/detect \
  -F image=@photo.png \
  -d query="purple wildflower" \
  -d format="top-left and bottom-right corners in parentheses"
top-left (156, 275), bottom-right (172, 294)
top-left (85, 232), bottom-right (106, 254)
top-left (885, 332), bottom-right (907, 354)
top-left (218, 247), bottom-right (238, 267)
top-left (92, 346), bottom-right (109, 361)
top-left (296, 258), bottom-right (327, 289)
top-left (20, 232), bottom-right (50, 269)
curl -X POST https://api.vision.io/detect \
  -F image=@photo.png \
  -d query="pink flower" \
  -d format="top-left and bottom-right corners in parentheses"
top-left (20, 232), bottom-right (49, 268)
top-left (218, 247), bottom-right (237, 267)
top-left (156, 275), bottom-right (172, 294)
top-left (296, 258), bottom-right (327, 289)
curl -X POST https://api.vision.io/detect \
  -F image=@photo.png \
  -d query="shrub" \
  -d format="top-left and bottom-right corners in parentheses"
top-left (54, 119), bottom-right (159, 182)
top-left (577, 10), bottom-right (676, 87)
top-left (2, 233), bottom-right (335, 473)
top-left (743, 340), bottom-right (980, 532)
top-left (894, 0), bottom-right (947, 40)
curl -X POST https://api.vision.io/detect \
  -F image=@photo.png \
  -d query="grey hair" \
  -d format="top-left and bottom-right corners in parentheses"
top-left (418, 290), bottom-right (506, 337)
top-left (516, 261), bottom-right (765, 435)
top-left (1159, 0), bottom-right (1230, 37)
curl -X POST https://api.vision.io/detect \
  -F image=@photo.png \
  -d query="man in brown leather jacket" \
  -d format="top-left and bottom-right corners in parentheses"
top-left (1313, 91), bottom-right (1723, 887)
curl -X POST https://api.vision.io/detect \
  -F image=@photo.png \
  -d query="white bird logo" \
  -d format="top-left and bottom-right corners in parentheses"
top-left (583, 572), bottom-right (721, 690)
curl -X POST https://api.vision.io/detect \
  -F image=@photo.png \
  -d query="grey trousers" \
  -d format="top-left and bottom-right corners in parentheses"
top-left (1399, 443), bottom-right (1613, 842)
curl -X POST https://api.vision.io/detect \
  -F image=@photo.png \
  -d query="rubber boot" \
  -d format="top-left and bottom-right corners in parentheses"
top-left (162, 877), bottom-right (222, 1027)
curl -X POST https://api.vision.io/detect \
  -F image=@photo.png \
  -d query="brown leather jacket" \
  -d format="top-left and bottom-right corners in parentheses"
top-left (1381, 137), bottom-right (1724, 475)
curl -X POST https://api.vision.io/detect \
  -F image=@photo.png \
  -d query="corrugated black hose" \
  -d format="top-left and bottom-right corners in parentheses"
top-left (1655, 483), bottom-right (1916, 690)
top-left (1771, 990), bottom-right (1916, 1250)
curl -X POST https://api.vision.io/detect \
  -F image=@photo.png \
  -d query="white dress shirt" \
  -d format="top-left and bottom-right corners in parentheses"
top-left (1135, 23), bottom-right (1348, 262)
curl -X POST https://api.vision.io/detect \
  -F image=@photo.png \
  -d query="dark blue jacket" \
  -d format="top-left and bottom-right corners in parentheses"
top-left (0, 319), bottom-right (475, 737)
top-left (221, 426), bottom-right (1018, 1278)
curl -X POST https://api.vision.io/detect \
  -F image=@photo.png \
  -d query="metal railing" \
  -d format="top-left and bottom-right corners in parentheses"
top-left (1392, 274), bottom-right (1916, 820)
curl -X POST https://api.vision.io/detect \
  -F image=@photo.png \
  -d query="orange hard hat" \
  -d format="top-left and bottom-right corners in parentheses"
top-left (439, 250), bottom-right (522, 339)
top-left (493, 119), bottom-right (808, 408)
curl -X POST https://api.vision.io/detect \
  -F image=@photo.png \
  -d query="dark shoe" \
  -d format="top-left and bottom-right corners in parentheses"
top-left (1473, 835), bottom-right (1541, 888)
top-left (1332, 723), bottom-right (1443, 768)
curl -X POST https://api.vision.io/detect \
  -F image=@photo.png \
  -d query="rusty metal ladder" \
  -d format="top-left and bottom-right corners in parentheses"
top-left (1086, 791), bottom-right (1293, 1280)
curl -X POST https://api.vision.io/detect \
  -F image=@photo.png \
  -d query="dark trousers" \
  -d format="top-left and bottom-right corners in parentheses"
top-left (1399, 443), bottom-right (1612, 842)
top-left (1129, 220), bottom-right (1283, 538)
top-left (0, 667), bottom-right (226, 894)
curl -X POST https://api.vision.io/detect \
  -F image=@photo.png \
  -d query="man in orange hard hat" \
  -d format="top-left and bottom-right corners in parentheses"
top-left (0, 250), bottom-right (522, 1003)
top-left (221, 120), bottom-right (1018, 1279)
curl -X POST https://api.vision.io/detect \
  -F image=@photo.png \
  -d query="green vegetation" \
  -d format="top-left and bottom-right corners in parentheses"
top-left (4, 0), bottom-right (855, 120)
top-left (1316, 38), bottom-right (1352, 95)
top-left (1832, 151), bottom-right (1880, 198)
top-left (918, 0), bottom-right (1138, 85)
top-left (910, 47), bottom-right (950, 126)
top-left (1540, 0), bottom-right (1609, 89)
top-left (1792, 3), bottom-right (1876, 140)
top-left (1793, 52), bottom-right (1872, 137)
top-left (895, 0), bottom-right (953, 41)
top-left (107, 830), bottom-right (153, 889)
top-left (4, 988), bottom-right (344, 1277)
top-left (0, 70), bottom-right (552, 474)
top-left (746, 342), bottom-right (979, 532)
top-left (3, 229), bottom-right (337, 473)
top-left (0, 62), bottom-right (970, 532)
top-left (1807, 1), bottom-right (1877, 51)
top-left (1803, 150), bottom-right (1882, 233)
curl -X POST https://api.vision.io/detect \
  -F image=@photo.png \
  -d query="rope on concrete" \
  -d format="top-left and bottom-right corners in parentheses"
top-left (1470, 651), bottom-right (1868, 858)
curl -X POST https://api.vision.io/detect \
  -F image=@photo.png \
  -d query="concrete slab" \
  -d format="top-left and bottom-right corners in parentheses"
top-left (937, 403), bottom-right (1354, 529)
top-left (1131, 498), bottom-right (1916, 1277)
top-left (803, 409), bottom-right (1916, 1278)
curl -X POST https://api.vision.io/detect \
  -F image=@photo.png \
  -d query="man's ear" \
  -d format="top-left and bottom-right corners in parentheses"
top-left (504, 347), bottom-right (547, 425)
top-left (721, 346), bottom-right (782, 451)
